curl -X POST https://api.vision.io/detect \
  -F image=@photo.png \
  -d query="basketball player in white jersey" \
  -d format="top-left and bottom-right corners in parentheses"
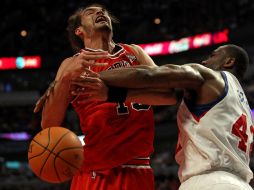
top-left (71, 44), bottom-right (254, 190)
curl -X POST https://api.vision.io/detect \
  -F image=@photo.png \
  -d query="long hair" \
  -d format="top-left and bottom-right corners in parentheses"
top-left (66, 3), bottom-right (119, 53)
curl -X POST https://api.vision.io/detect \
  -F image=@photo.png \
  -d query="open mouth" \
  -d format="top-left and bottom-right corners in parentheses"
top-left (95, 16), bottom-right (107, 23)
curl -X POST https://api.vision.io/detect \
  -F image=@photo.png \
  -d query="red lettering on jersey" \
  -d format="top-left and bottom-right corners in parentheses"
top-left (231, 114), bottom-right (248, 153)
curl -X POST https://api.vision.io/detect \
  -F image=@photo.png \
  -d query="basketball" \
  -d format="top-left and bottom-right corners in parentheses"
top-left (28, 126), bottom-right (84, 183)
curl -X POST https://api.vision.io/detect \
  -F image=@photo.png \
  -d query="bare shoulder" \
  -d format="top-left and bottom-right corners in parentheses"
top-left (58, 56), bottom-right (76, 71)
top-left (61, 56), bottom-right (74, 66)
top-left (55, 56), bottom-right (75, 80)
top-left (187, 63), bottom-right (225, 98)
top-left (184, 63), bottom-right (222, 80)
top-left (125, 44), bottom-right (157, 67)
top-left (125, 44), bottom-right (142, 54)
top-left (124, 44), bottom-right (145, 58)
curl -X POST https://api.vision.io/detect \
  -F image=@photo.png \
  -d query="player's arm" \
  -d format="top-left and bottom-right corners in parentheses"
top-left (38, 51), bottom-right (109, 129)
top-left (98, 63), bottom-right (205, 90)
top-left (40, 58), bottom-right (74, 129)
top-left (71, 69), bottom-right (177, 105)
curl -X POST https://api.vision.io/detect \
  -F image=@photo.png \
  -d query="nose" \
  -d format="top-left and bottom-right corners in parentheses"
top-left (96, 9), bottom-right (104, 15)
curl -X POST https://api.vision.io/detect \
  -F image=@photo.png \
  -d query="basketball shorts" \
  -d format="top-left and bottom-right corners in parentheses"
top-left (70, 159), bottom-right (154, 190)
top-left (179, 171), bottom-right (253, 190)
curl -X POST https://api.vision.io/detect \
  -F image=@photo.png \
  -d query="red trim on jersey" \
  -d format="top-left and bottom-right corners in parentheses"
top-left (119, 44), bottom-right (135, 54)
top-left (175, 143), bottom-right (182, 155)
top-left (107, 46), bottom-right (125, 59)
top-left (191, 111), bottom-right (208, 122)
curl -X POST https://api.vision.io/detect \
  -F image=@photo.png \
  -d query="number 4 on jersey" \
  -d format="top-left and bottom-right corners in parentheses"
top-left (231, 114), bottom-right (254, 155)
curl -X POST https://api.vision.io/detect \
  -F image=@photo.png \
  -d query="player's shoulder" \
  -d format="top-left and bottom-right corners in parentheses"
top-left (184, 63), bottom-right (221, 80)
top-left (122, 44), bottom-right (143, 54)
top-left (128, 44), bottom-right (143, 52)
top-left (60, 55), bottom-right (77, 66)
top-left (183, 63), bottom-right (207, 70)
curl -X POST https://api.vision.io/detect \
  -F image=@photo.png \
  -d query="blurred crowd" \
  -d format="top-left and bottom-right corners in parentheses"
top-left (1, 0), bottom-right (254, 57)
top-left (1, 0), bottom-right (254, 189)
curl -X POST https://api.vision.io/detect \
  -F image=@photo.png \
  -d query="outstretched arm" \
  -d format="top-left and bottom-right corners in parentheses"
top-left (71, 69), bottom-right (177, 105)
top-left (99, 64), bottom-right (205, 90)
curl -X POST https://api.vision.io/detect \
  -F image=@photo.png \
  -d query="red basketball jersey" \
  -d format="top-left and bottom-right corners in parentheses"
top-left (71, 44), bottom-right (155, 173)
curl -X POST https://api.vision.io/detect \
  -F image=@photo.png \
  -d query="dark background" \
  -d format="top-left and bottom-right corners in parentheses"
top-left (0, 0), bottom-right (254, 189)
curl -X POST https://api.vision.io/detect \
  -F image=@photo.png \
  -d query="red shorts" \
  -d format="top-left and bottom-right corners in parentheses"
top-left (70, 159), bottom-right (154, 190)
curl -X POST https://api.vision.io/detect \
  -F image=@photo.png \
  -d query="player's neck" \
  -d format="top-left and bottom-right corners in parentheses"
top-left (84, 33), bottom-right (115, 53)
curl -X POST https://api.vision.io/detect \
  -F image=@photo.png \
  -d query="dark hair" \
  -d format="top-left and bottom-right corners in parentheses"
top-left (224, 44), bottom-right (249, 80)
top-left (66, 3), bottom-right (118, 53)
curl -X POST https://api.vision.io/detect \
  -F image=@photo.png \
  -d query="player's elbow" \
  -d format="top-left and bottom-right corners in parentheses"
top-left (183, 67), bottom-right (205, 88)
top-left (192, 72), bottom-right (205, 87)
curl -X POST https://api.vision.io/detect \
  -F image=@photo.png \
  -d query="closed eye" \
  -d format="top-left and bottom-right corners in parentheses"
top-left (85, 11), bottom-right (94, 15)
top-left (83, 8), bottom-right (95, 15)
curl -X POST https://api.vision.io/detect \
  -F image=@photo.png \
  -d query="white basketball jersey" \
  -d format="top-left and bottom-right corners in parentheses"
top-left (176, 71), bottom-right (254, 183)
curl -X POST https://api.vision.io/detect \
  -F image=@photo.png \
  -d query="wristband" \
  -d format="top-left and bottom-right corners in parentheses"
top-left (107, 85), bottom-right (128, 103)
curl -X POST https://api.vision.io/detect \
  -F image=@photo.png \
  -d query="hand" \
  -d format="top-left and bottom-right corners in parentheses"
top-left (62, 50), bottom-right (109, 80)
top-left (76, 49), bottom-right (109, 67)
top-left (71, 68), bottom-right (108, 103)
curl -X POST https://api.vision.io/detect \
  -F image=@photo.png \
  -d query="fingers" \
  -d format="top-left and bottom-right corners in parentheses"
top-left (71, 89), bottom-right (94, 96)
top-left (80, 68), bottom-right (100, 78)
top-left (79, 50), bottom-right (109, 60)
top-left (77, 50), bottom-right (109, 67)
top-left (81, 49), bottom-right (108, 54)
top-left (33, 103), bottom-right (41, 113)
top-left (76, 50), bottom-right (110, 67)
top-left (80, 60), bottom-right (108, 67)
top-left (71, 82), bottom-right (99, 94)
top-left (33, 96), bottom-right (46, 113)
top-left (72, 76), bottom-right (101, 85)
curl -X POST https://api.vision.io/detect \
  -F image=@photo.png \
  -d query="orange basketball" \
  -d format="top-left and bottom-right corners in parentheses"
top-left (28, 126), bottom-right (84, 183)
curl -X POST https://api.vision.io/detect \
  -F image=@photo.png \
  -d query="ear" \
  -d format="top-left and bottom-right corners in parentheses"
top-left (224, 57), bottom-right (235, 69)
top-left (75, 27), bottom-right (83, 37)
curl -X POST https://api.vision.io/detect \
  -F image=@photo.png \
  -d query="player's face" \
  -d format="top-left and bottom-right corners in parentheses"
top-left (201, 46), bottom-right (228, 71)
top-left (80, 6), bottom-right (113, 34)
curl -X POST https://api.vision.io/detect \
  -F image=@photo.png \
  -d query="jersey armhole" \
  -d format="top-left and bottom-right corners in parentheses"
top-left (119, 43), bottom-right (135, 54)
top-left (119, 43), bottom-right (139, 66)
top-left (185, 71), bottom-right (229, 119)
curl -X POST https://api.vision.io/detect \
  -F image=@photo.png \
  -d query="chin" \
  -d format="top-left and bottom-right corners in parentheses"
top-left (96, 25), bottom-right (112, 33)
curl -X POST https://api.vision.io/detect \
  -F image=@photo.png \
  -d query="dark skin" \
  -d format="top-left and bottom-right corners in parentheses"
top-left (70, 45), bottom-right (238, 106)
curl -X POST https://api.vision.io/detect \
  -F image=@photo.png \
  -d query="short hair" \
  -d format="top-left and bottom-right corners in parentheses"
top-left (66, 3), bottom-right (118, 53)
top-left (224, 44), bottom-right (249, 80)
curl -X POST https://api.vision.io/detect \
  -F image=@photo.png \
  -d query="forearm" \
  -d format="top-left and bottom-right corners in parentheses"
top-left (41, 77), bottom-right (72, 129)
top-left (126, 88), bottom-right (177, 105)
top-left (100, 64), bottom-right (204, 89)
top-left (100, 67), bottom-right (154, 88)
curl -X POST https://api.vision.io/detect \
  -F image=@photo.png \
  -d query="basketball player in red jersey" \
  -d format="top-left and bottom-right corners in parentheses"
top-left (34, 3), bottom-right (175, 190)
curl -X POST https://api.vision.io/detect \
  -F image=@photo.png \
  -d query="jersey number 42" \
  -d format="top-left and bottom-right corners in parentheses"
top-left (231, 114), bottom-right (254, 156)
